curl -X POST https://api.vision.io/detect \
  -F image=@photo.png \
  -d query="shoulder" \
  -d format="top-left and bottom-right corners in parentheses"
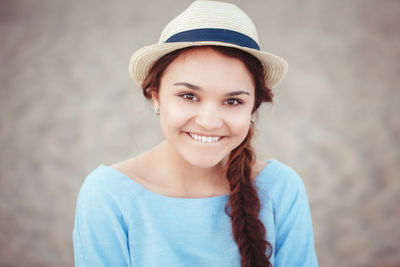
top-left (76, 165), bottom-right (143, 212)
top-left (80, 165), bottom-right (137, 193)
top-left (257, 159), bottom-right (304, 186)
top-left (259, 161), bottom-right (318, 266)
top-left (255, 159), bottom-right (307, 203)
top-left (73, 166), bottom-right (135, 266)
top-left (257, 159), bottom-right (315, 235)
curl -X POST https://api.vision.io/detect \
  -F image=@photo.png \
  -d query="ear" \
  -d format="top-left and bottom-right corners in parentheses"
top-left (151, 90), bottom-right (160, 110)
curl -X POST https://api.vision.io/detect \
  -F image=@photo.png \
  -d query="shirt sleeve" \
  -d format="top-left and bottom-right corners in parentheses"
top-left (274, 170), bottom-right (319, 267)
top-left (73, 177), bottom-right (131, 267)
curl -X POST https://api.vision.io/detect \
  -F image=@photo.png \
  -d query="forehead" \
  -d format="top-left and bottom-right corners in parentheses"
top-left (160, 47), bottom-right (255, 93)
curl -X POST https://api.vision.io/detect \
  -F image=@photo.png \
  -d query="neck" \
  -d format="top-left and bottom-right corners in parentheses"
top-left (150, 140), bottom-right (230, 198)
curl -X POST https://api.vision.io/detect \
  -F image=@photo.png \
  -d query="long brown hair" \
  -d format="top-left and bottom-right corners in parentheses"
top-left (142, 45), bottom-right (274, 267)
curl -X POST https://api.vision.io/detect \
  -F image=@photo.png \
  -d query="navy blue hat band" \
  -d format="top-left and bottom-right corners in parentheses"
top-left (165, 28), bottom-right (260, 50)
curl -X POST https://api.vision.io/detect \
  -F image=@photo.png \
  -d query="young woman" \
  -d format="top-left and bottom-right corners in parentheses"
top-left (73, 1), bottom-right (318, 266)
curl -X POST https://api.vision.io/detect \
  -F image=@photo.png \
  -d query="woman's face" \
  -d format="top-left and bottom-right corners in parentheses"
top-left (153, 47), bottom-right (255, 168)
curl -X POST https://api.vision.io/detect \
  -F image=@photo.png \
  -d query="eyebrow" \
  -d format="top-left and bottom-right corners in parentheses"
top-left (173, 82), bottom-right (251, 96)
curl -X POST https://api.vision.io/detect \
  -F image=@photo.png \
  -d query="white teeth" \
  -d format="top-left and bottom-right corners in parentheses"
top-left (189, 133), bottom-right (221, 143)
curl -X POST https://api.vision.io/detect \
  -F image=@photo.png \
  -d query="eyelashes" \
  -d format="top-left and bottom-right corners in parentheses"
top-left (225, 98), bottom-right (243, 105)
top-left (180, 93), bottom-right (198, 101)
top-left (178, 92), bottom-right (244, 106)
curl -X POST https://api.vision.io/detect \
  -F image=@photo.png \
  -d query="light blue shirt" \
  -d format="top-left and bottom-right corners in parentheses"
top-left (73, 159), bottom-right (318, 266)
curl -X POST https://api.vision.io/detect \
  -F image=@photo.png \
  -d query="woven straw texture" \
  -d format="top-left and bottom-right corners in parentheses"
top-left (129, 0), bottom-right (288, 89)
top-left (160, 1), bottom-right (259, 42)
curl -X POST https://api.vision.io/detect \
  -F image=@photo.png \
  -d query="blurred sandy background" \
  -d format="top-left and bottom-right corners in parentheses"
top-left (1, 0), bottom-right (399, 266)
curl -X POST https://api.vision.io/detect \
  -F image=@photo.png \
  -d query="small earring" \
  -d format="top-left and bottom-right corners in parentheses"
top-left (155, 107), bottom-right (160, 115)
top-left (251, 114), bottom-right (256, 124)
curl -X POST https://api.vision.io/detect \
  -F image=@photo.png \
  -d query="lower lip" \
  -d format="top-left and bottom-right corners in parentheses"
top-left (185, 132), bottom-right (224, 143)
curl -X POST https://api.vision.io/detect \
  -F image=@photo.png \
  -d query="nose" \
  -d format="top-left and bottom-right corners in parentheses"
top-left (194, 103), bottom-right (223, 130)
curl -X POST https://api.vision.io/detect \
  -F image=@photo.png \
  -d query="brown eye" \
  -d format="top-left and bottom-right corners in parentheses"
top-left (180, 93), bottom-right (198, 101)
top-left (225, 98), bottom-right (242, 105)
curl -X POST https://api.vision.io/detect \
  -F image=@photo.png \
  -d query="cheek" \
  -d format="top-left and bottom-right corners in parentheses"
top-left (160, 102), bottom-right (194, 132)
top-left (226, 111), bottom-right (252, 136)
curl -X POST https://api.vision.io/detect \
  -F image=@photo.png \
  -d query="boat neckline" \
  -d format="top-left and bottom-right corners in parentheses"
top-left (99, 159), bottom-right (276, 201)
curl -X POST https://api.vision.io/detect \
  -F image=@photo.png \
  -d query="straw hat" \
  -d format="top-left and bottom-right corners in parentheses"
top-left (129, 0), bottom-right (288, 89)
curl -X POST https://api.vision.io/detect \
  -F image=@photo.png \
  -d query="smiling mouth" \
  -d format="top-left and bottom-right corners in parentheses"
top-left (187, 132), bottom-right (222, 143)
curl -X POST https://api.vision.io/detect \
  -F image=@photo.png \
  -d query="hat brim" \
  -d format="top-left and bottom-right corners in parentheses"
top-left (129, 41), bottom-right (288, 89)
